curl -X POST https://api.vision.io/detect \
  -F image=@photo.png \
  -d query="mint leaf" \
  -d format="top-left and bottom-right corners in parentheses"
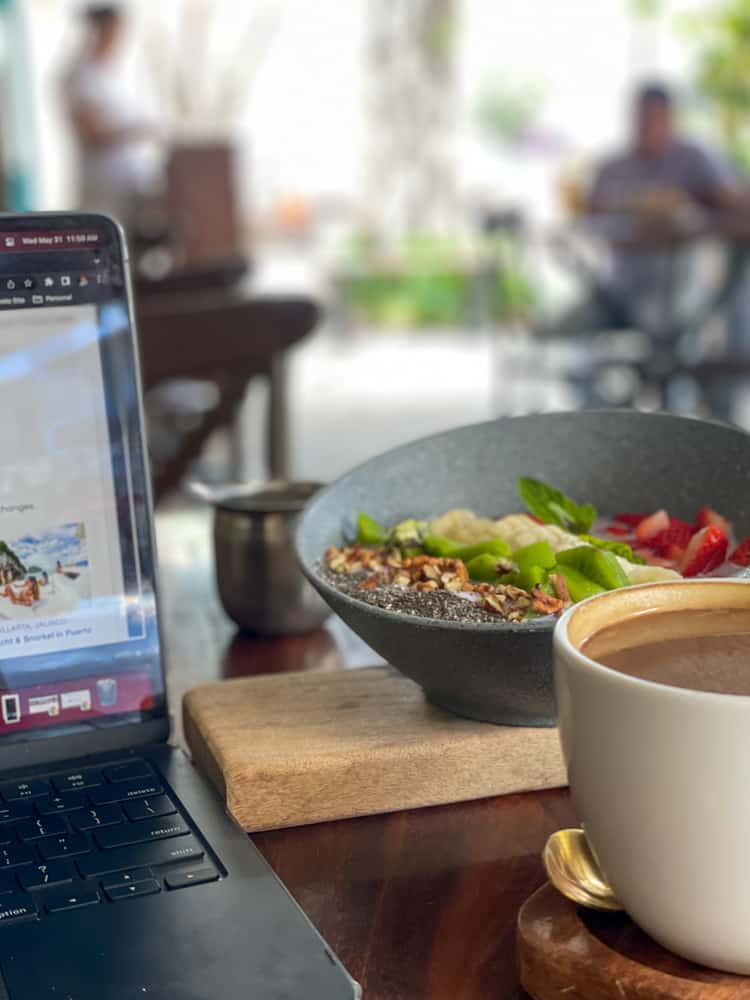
top-left (517, 478), bottom-right (597, 534)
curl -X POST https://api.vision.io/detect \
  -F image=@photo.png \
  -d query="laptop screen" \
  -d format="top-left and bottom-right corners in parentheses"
top-left (0, 215), bottom-right (165, 743)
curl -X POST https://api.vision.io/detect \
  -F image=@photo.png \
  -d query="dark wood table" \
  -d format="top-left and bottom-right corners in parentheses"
top-left (155, 503), bottom-right (576, 999)
top-left (137, 291), bottom-right (319, 501)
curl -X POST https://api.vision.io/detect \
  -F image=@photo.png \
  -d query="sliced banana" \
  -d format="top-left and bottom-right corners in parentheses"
top-left (491, 514), bottom-right (581, 553)
top-left (429, 509), bottom-right (510, 544)
top-left (620, 562), bottom-right (680, 583)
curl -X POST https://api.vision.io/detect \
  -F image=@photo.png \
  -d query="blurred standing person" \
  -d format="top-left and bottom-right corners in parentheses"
top-left (62, 3), bottom-right (158, 228)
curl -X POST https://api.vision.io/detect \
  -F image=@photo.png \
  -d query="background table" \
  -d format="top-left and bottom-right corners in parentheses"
top-left (155, 503), bottom-right (576, 999)
top-left (547, 210), bottom-right (750, 414)
top-left (137, 290), bottom-right (320, 502)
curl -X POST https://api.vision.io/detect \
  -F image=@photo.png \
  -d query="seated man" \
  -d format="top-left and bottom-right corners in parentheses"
top-left (547, 82), bottom-right (744, 338)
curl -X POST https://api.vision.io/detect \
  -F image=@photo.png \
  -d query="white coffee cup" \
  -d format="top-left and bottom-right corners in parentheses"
top-left (554, 578), bottom-right (750, 973)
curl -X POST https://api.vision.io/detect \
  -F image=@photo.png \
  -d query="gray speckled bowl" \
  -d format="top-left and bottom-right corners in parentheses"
top-left (296, 411), bottom-right (750, 726)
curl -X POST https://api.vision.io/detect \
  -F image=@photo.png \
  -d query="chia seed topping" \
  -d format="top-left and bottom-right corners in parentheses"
top-left (317, 564), bottom-right (516, 624)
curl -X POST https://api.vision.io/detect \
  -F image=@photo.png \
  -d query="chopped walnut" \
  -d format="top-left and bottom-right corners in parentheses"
top-left (324, 544), bottom-right (567, 622)
top-left (531, 588), bottom-right (565, 615)
top-left (482, 593), bottom-right (507, 614)
top-left (549, 573), bottom-right (571, 606)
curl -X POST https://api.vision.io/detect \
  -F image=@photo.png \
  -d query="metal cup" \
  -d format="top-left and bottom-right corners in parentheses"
top-left (213, 481), bottom-right (331, 635)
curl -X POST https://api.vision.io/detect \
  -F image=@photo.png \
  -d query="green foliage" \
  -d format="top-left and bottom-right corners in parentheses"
top-left (629, 0), bottom-right (664, 18)
top-left (487, 233), bottom-right (537, 322)
top-left (680, 0), bottom-right (750, 169)
top-left (475, 79), bottom-right (545, 148)
top-left (339, 231), bottom-right (537, 328)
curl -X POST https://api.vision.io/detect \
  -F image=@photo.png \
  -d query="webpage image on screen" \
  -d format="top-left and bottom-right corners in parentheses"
top-left (0, 296), bottom-right (160, 736)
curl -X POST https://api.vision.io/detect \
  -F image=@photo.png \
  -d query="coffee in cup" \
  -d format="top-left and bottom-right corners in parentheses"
top-left (554, 579), bottom-right (750, 973)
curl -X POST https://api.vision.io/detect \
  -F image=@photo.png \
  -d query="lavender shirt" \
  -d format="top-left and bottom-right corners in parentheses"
top-left (588, 142), bottom-right (736, 320)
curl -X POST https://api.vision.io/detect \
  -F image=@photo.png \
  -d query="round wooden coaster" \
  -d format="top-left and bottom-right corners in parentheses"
top-left (517, 883), bottom-right (750, 999)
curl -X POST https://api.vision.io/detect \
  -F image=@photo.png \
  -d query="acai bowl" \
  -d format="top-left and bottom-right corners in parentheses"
top-left (296, 411), bottom-right (750, 725)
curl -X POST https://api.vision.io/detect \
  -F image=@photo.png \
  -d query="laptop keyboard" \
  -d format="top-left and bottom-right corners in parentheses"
top-left (0, 758), bottom-right (221, 926)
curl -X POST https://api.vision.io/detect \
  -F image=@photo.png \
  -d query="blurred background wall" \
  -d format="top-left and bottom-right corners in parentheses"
top-left (14, 0), bottom-right (701, 221)
top-left (3, 0), bottom-right (750, 490)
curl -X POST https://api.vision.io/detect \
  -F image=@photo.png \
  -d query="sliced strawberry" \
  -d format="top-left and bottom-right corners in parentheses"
top-left (647, 554), bottom-right (680, 568)
top-left (666, 543), bottom-right (686, 562)
top-left (632, 546), bottom-right (677, 567)
top-left (695, 505), bottom-right (733, 537)
top-left (679, 525), bottom-right (728, 577)
top-left (606, 524), bottom-right (630, 536)
top-left (729, 535), bottom-right (750, 566)
top-left (635, 509), bottom-right (670, 543)
top-left (613, 512), bottom-right (647, 527)
top-left (648, 521), bottom-right (693, 557)
top-left (668, 517), bottom-right (695, 534)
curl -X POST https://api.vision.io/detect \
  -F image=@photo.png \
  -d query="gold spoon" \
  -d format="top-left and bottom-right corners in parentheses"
top-left (543, 828), bottom-right (624, 912)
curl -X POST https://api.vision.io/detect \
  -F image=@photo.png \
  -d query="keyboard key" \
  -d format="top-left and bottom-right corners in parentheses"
top-left (0, 845), bottom-right (33, 869)
top-left (100, 868), bottom-right (153, 889)
top-left (0, 801), bottom-right (33, 824)
top-left (165, 867), bottom-right (219, 891)
top-left (0, 826), bottom-right (13, 846)
top-left (103, 761), bottom-right (153, 783)
top-left (35, 791), bottom-right (85, 816)
top-left (0, 872), bottom-right (16, 895)
top-left (38, 833), bottom-right (90, 861)
top-left (124, 796), bottom-right (176, 822)
top-left (89, 778), bottom-right (163, 806)
top-left (52, 769), bottom-right (103, 794)
top-left (0, 780), bottom-right (51, 801)
top-left (17, 860), bottom-right (75, 890)
top-left (68, 805), bottom-right (123, 832)
top-left (15, 815), bottom-right (68, 841)
top-left (44, 886), bottom-right (99, 914)
top-left (105, 878), bottom-right (161, 902)
top-left (95, 815), bottom-right (189, 851)
top-left (77, 836), bottom-right (204, 879)
top-left (0, 894), bottom-right (38, 925)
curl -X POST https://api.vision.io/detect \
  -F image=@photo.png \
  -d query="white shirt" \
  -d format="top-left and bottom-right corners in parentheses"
top-left (64, 55), bottom-right (156, 212)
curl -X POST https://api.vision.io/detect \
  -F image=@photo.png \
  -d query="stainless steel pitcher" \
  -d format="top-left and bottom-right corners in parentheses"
top-left (212, 481), bottom-right (330, 635)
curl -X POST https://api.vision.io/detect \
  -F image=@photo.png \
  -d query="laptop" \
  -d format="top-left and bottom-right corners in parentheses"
top-left (0, 213), bottom-right (360, 999)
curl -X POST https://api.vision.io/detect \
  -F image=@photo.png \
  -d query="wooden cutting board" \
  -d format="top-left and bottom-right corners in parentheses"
top-left (518, 883), bottom-right (750, 999)
top-left (182, 665), bottom-right (566, 832)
